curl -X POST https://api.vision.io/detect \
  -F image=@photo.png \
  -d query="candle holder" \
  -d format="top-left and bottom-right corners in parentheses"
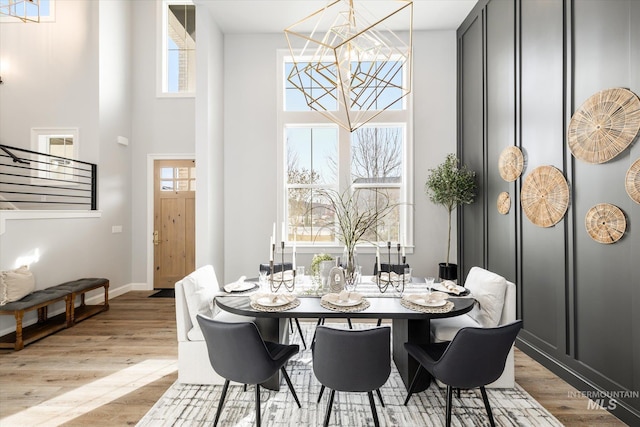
top-left (270, 241), bottom-right (296, 293)
top-left (375, 242), bottom-right (408, 294)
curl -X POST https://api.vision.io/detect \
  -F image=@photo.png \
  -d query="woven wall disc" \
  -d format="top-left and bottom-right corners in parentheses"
top-left (497, 192), bottom-right (511, 215)
top-left (625, 158), bottom-right (640, 204)
top-left (568, 88), bottom-right (640, 164)
top-left (585, 203), bottom-right (626, 244)
top-left (521, 166), bottom-right (570, 228)
top-left (498, 146), bottom-right (524, 181)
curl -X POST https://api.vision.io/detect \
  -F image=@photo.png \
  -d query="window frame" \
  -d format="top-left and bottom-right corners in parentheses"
top-left (30, 127), bottom-right (80, 185)
top-left (0, 0), bottom-right (55, 23)
top-left (277, 50), bottom-right (414, 252)
top-left (157, 0), bottom-right (196, 98)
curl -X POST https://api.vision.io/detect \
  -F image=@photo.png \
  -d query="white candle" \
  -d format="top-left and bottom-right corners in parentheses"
top-left (292, 244), bottom-right (296, 270)
top-left (402, 245), bottom-right (405, 257)
top-left (272, 222), bottom-right (276, 244)
top-left (281, 221), bottom-right (286, 242)
top-left (270, 236), bottom-right (273, 261)
top-left (376, 247), bottom-right (381, 271)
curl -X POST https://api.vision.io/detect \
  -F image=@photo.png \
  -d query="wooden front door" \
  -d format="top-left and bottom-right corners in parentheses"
top-left (153, 159), bottom-right (196, 289)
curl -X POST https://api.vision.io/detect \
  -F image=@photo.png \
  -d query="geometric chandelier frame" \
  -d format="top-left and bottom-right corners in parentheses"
top-left (0, 0), bottom-right (40, 23)
top-left (285, 0), bottom-right (413, 132)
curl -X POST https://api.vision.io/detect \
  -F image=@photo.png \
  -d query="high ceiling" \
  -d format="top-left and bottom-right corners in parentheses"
top-left (195, 0), bottom-right (478, 34)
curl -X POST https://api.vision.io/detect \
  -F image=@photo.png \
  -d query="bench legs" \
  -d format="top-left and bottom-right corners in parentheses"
top-left (69, 282), bottom-right (110, 325)
top-left (14, 311), bottom-right (24, 351)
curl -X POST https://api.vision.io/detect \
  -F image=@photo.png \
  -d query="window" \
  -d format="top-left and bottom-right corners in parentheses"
top-left (0, 0), bottom-right (54, 23)
top-left (160, 165), bottom-right (195, 192)
top-left (31, 128), bottom-right (79, 182)
top-left (160, 0), bottom-right (195, 96)
top-left (279, 52), bottom-right (413, 248)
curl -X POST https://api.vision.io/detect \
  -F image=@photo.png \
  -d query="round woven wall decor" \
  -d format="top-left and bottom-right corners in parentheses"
top-left (498, 146), bottom-right (524, 182)
top-left (568, 88), bottom-right (640, 164)
top-left (625, 158), bottom-right (640, 204)
top-left (497, 192), bottom-right (511, 215)
top-left (521, 166), bottom-right (570, 228)
top-left (585, 203), bottom-right (626, 244)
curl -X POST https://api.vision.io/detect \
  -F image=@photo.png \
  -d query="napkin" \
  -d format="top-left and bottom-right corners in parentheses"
top-left (441, 280), bottom-right (464, 295)
top-left (224, 276), bottom-right (247, 292)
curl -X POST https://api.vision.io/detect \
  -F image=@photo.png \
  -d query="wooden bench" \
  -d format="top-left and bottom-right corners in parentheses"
top-left (0, 278), bottom-right (109, 350)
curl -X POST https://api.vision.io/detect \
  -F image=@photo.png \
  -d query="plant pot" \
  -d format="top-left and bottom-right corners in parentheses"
top-left (438, 263), bottom-right (458, 281)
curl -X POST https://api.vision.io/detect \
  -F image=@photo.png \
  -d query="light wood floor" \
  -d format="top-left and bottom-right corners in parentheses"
top-left (0, 292), bottom-right (627, 426)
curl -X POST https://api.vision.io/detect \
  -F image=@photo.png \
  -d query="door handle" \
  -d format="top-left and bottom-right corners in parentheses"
top-left (153, 230), bottom-right (159, 246)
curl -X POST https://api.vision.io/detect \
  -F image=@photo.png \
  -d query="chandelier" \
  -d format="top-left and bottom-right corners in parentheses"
top-left (285, 0), bottom-right (413, 132)
top-left (0, 0), bottom-right (40, 23)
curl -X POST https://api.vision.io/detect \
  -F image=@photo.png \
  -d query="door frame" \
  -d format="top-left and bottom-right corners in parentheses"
top-left (146, 153), bottom-right (195, 289)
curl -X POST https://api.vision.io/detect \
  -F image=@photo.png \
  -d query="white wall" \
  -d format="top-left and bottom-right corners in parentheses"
top-left (130, 0), bottom-right (196, 285)
top-left (0, 0), bottom-right (134, 331)
top-left (194, 3), bottom-right (225, 279)
top-left (221, 30), bottom-right (458, 283)
top-left (0, 0), bottom-right (459, 317)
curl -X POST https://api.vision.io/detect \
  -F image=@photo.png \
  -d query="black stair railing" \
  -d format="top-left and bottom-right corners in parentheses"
top-left (0, 144), bottom-right (97, 210)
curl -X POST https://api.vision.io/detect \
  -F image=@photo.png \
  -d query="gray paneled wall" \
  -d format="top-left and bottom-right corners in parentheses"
top-left (457, 0), bottom-right (640, 424)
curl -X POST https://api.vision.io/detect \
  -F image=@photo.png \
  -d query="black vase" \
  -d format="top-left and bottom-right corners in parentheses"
top-left (438, 263), bottom-right (458, 281)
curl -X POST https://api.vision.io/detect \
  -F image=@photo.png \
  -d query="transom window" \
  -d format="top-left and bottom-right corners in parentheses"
top-left (159, 0), bottom-right (196, 96)
top-left (279, 52), bottom-right (413, 248)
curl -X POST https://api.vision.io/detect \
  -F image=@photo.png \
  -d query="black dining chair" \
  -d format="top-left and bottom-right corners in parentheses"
top-left (196, 315), bottom-right (301, 427)
top-left (404, 320), bottom-right (523, 427)
top-left (313, 326), bottom-right (391, 427)
top-left (259, 262), bottom-right (307, 349)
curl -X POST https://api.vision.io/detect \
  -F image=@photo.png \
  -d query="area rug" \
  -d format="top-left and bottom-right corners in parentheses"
top-left (138, 324), bottom-right (563, 427)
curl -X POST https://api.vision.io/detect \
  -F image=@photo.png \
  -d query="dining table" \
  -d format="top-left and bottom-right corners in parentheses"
top-left (215, 276), bottom-right (475, 392)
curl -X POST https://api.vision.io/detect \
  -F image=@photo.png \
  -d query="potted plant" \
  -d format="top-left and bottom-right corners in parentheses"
top-left (424, 153), bottom-right (476, 280)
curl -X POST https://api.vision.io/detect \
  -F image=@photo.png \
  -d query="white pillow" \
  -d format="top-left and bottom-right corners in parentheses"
top-left (0, 265), bottom-right (35, 306)
top-left (465, 267), bottom-right (507, 328)
top-left (181, 265), bottom-right (220, 340)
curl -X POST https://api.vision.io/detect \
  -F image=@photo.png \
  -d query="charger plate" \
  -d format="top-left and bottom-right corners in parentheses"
top-left (250, 293), bottom-right (300, 311)
top-left (320, 298), bottom-right (370, 312)
top-left (400, 299), bottom-right (454, 314)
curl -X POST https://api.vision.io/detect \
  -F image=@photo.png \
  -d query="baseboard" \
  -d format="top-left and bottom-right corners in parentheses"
top-left (516, 337), bottom-right (640, 425)
top-left (129, 282), bottom-right (153, 291)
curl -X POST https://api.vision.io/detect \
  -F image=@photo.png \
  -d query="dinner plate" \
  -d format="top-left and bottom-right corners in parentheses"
top-left (250, 293), bottom-right (295, 307)
top-left (322, 292), bottom-right (364, 307)
top-left (405, 294), bottom-right (447, 307)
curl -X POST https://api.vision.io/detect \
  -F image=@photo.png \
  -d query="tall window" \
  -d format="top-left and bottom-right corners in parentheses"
top-left (0, 0), bottom-right (54, 23)
top-left (160, 0), bottom-right (195, 95)
top-left (279, 53), bottom-right (413, 247)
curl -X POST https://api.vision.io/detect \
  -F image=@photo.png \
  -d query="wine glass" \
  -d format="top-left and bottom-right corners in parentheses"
top-left (425, 276), bottom-right (435, 295)
top-left (258, 270), bottom-right (268, 292)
